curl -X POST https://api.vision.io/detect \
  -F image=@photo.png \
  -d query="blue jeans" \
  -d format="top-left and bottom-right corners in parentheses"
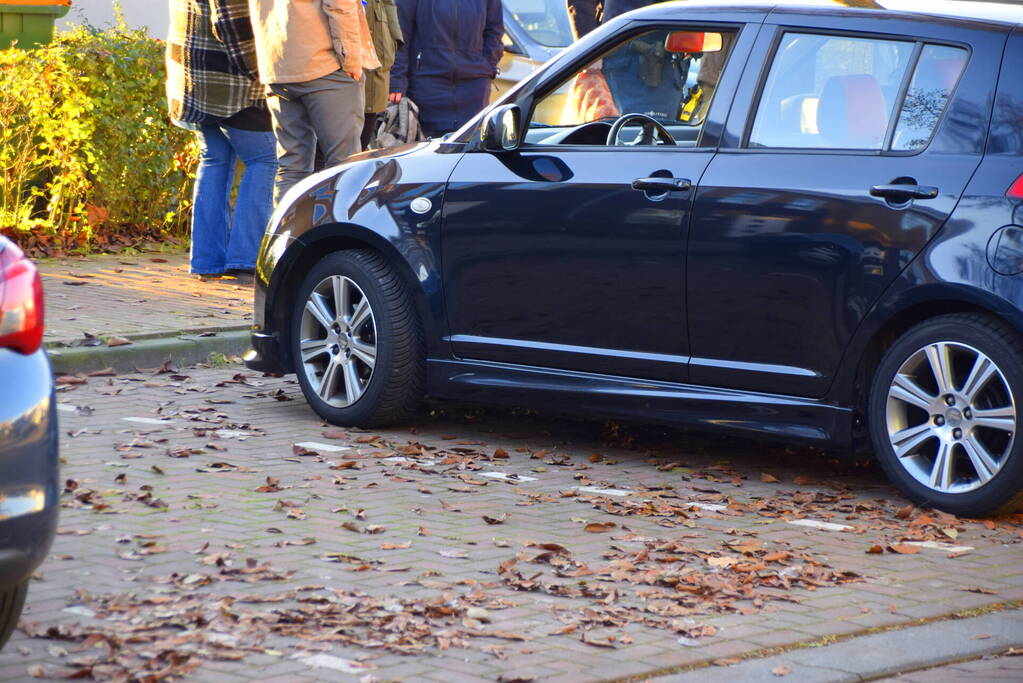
top-left (190, 125), bottom-right (277, 274)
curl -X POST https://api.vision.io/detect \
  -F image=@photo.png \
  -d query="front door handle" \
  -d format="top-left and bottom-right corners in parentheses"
top-left (632, 177), bottom-right (692, 193)
top-left (870, 184), bottom-right (939, 201)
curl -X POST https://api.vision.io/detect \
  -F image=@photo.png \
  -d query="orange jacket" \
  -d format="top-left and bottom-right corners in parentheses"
top-left (248, 0), bottom-right (380, 84)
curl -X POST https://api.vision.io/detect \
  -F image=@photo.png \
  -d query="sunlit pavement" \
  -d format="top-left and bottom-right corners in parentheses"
top-left (39, 252), bottom-right (251, 347)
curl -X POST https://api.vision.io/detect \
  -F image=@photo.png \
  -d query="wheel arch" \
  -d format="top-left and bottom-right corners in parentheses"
top-left (839, 284), bottom-right (1023, 445)
top-left (266, 222), bottom-right (443, 373)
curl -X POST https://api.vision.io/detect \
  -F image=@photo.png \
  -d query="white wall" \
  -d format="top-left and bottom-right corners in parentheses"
top-left (58, 0), bottom-right (169, 39)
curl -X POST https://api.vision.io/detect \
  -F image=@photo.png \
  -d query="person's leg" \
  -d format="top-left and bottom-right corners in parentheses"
top-left (361, 111), bottom-right (379, 150)
top-left (408, 78), bottom-right (449, 138)
top-left (454, 77), bottom-right (493, 131)
top-left (221, 125), bottom-right (278, 272)
top-left (189, 126), bottom-right (236, 275)
top-left (266, 87), bottom-right (317, 204)
top-left (303, 70), bottom-right (364, 168)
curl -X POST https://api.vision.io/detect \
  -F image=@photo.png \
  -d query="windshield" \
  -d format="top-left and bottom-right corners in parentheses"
top-left (504, 0), bottom-right (573, 48)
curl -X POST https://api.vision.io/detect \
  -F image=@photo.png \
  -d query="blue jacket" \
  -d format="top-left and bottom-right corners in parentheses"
top-left (390, 0), bottom-right (504, 134)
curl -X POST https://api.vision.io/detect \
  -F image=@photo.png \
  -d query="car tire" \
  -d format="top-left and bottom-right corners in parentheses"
top-left (290, 249), bottom-right (424, 427)
top-left (868, 313), bottom-right (1023, 516)
top-left (0, 581), bottom-right (28, 649)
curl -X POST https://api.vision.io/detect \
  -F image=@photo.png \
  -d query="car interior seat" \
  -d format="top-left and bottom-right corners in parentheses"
top-left (817, 74), bottom-right (888, 148)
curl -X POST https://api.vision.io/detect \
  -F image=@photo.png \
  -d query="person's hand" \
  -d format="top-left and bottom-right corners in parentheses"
top-left (346, 67), bottom-right (363, 82)
top-left (388, 92), bottom-right (403, 103)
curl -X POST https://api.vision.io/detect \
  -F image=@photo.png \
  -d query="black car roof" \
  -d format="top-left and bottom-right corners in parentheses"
top-left (636, 0), bottom-right (1023, 27)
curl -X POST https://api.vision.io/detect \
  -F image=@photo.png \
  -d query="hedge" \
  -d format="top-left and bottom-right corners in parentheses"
top-left (0, 16), bottom-right (197, 254)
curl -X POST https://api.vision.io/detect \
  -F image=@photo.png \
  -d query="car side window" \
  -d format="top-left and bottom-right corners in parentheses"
top-left (890, 44), bottom-right (969, 151)
top-left (749, 33), bottom-right (915, 150)
top-left (528, 28), bottom-right (737, 147)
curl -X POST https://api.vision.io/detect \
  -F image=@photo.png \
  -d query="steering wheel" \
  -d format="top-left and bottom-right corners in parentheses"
top-left (606, 113), bottom-right (677, 147)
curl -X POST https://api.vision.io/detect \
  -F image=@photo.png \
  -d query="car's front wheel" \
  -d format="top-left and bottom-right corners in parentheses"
top-left (869, 314), bottom-right (1023, 516)
top-left (290, 249), bottom-right (424, 427)
top-left (0, 581), bottom-right (28, 649)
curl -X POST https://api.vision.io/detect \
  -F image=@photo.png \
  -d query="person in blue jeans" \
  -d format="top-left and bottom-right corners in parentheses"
top-left (190, 119), bottom-right (276, 280)
top-left (166, 0), bottom-right (277, 282)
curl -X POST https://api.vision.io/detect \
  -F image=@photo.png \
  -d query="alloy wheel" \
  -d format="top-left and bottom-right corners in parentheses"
top-left (298, 275), bottom-right (377, 408)
top-left (886, 341), bottom-right (1016, 494)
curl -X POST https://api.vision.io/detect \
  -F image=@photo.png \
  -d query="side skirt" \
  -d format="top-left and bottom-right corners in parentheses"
top-left (427, 359), bottom-right (854, 448)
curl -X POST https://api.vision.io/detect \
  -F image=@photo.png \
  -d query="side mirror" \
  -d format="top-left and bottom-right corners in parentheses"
top-left (481, 104), bottom-right (522, 152)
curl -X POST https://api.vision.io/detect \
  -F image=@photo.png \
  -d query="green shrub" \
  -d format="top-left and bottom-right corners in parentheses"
top-left (0, 16), bottom-right (197, 253)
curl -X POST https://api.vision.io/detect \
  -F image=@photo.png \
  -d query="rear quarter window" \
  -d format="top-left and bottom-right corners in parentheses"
top-left (891, 44), bottom-right (969, 152)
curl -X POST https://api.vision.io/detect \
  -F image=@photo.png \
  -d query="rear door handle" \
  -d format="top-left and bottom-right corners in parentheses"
top-left (632, 177), bottom-right (692, 193)
top-left (870, 184), bottom-right (938, 201)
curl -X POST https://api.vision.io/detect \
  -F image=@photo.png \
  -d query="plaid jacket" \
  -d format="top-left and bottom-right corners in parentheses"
top-left (166, 0), bottom-right (266, 125)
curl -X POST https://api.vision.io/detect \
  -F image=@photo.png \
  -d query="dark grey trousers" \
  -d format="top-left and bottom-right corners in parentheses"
top-left (266, 69), bottom-right (365, 204)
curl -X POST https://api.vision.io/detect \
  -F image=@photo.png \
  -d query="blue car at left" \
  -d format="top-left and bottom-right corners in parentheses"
top-left (0, 236), bottom-right (58, 649)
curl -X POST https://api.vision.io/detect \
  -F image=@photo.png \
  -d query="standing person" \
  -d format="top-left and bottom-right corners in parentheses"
top-left (599, 0), bottom-right (672, 115)
top-left (388, 0), bottom-right (503, 139)
top-left (166, 0), bottom-right (277, 282)
top-left (247, 0), bottom-right (379, 203)
top-left (363, 0), bottom-right (404, 150)
top-left (566, 0), bottom-right (602, 40)
top-left (602, 0), bottom-right (665, 20)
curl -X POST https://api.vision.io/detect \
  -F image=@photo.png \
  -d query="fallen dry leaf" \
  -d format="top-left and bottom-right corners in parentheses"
top-left (888, 544), bottom-right (921, 555)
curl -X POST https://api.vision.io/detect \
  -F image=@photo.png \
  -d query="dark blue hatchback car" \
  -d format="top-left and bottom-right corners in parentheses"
top-left (0, 236), bottom-right (57, 648)
top-left (247, 0), bottom-right (1023, 517)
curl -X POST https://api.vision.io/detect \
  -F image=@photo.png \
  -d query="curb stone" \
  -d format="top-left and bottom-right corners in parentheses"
top-left (46, 323), bottom-right (251, 348)
top-left (47, 329), bottom-right (252, 375)
top-left (646, 609), bottom-right (1023, 682)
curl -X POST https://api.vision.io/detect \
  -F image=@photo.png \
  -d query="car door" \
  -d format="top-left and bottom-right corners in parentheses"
top-left (441, 19), bottom-right (757, 382)
top-left (687, 11), bottom-right (1004, 397)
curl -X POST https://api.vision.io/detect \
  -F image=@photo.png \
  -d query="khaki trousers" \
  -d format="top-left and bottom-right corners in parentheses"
top-left (267, 69), bottom-right (365, 204)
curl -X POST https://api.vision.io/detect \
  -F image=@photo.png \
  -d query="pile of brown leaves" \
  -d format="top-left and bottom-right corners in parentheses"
top-left (22, 570), bottom-right (531, 681)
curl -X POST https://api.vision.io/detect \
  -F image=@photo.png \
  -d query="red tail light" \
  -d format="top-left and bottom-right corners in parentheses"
top-left (0, 241), bottom-right (45, 354)
top-left (1007, 173), bottom-right (1023, 199)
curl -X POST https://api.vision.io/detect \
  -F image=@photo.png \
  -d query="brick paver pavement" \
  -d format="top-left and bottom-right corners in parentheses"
top-left (3, 365), bottom-right (1022, 681)
top-left (39, 251), bottom-right (251, 347)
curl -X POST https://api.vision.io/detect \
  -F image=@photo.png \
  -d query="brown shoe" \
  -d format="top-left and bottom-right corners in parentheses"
top-left (193, 273), bottom-right (223, 282)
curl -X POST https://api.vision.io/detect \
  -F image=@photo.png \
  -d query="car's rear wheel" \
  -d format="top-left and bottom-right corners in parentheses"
top-left (0, 581), bottom-right (28, 649)
top-left (290, 249), bottom-right (424, 427)
top-left (869, 314), bottom-right (1023, 516)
